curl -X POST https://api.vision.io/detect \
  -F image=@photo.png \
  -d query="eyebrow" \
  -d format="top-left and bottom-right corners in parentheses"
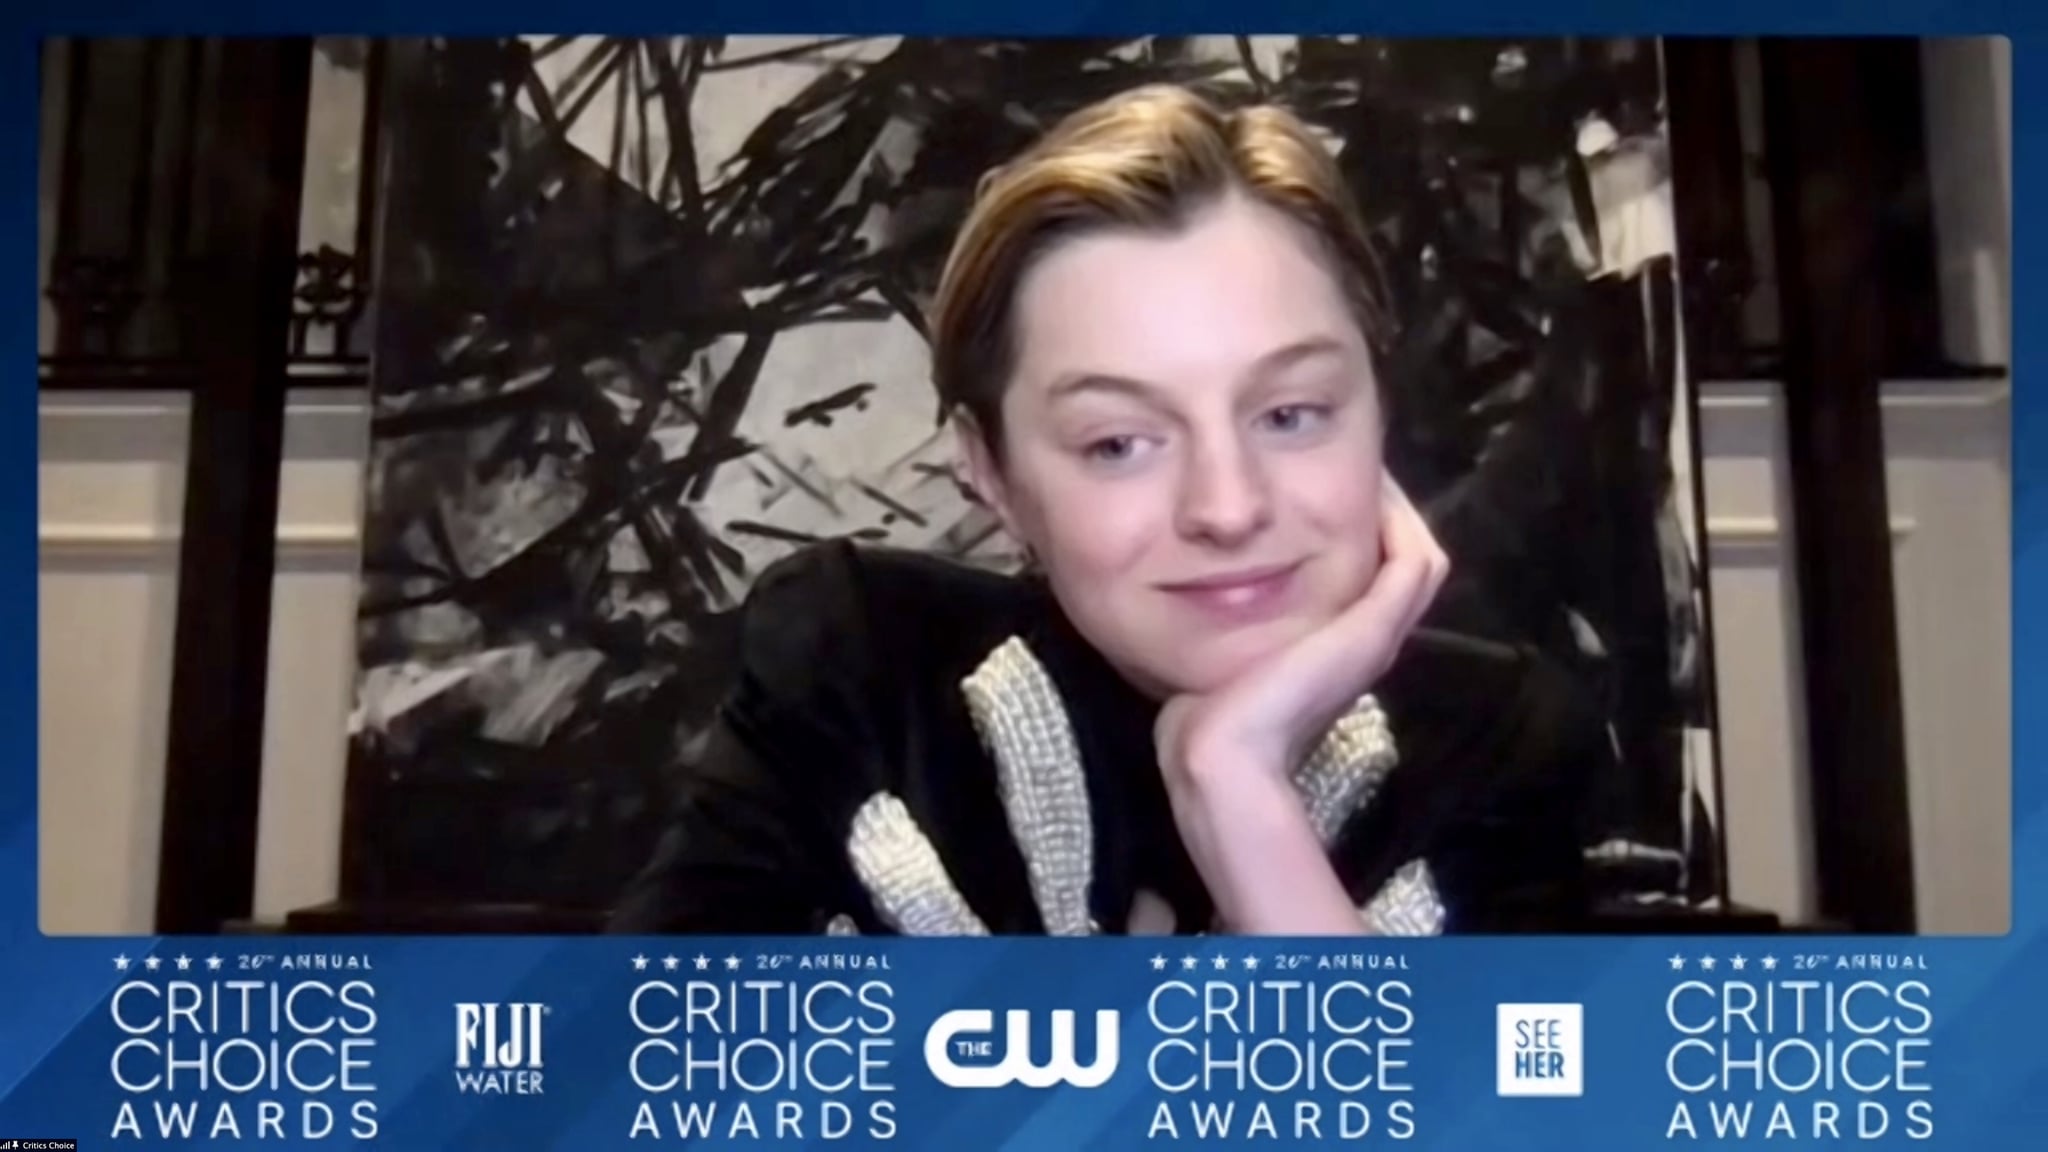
top-left (1043, 336), bottom-right (1353, 403)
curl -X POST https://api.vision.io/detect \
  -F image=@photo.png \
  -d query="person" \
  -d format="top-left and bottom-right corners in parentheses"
top-left (610, 83), bottom-right (1607, 937)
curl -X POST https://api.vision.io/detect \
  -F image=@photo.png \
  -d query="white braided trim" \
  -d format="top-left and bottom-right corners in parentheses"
top-left (845, 792), bottom-right (990, 936)
top-left (959, 638), bottom-right (1097, 936)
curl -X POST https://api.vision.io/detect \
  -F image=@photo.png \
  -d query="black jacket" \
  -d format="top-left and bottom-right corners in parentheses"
top-left (611, 540), bottom-right (1604, 935)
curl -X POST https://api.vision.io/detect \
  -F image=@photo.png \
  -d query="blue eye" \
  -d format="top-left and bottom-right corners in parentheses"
top-left (1085, 435), bottom-right (1140, 463)
top-left (1260, 404), bottom-right (1331, 434)
top-left (1080, 433), bottom-right (1164, 470)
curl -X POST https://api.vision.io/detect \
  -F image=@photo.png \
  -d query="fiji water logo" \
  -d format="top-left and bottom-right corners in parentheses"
top-left (455, 1002), bottom-right (547, 1095)
top-left (923, 1008), bottom-right (1121, 1089)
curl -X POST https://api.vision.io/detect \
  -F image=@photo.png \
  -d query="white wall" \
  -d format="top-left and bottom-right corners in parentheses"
top-left (1920, 36), bottom-right (2011, 370)
top-left (38, 393), bottom-right (365, 934)
top-left (1695, 379), bottom-right (2011, 932)
top-left (37, 376), bottom-right (2013, 935)
top-left (37, 397), bottom-right (188, 935)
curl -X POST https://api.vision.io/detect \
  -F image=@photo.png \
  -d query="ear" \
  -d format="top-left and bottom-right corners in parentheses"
top-left (953, 410), bottom-right (1017, 533)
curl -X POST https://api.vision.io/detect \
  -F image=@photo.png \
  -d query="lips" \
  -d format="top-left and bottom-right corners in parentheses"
top-left (1157, 561), bottom-right (1303, 622)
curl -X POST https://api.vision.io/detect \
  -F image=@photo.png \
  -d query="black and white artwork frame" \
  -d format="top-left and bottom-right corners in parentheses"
top-left (341, 35), bottom-right (1727, 918)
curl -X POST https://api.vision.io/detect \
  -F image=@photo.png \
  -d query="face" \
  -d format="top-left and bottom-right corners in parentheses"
top-left (963, 192), bottom-right (1386, 698)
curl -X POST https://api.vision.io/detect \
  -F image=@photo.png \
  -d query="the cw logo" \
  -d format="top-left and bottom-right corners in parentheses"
top-left (923, 1008), bottom-right (1120, 1089)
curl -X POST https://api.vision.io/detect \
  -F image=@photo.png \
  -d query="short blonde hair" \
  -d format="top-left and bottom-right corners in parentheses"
top-left (929, 84), bottom-right (1389, 447)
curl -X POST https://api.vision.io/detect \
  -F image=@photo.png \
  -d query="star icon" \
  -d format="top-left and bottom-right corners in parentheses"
top-left (1668, 953), bottom-right (1685, 970)
top-left (1761, 955), bottom-right (1780, 971)
top-left (631, 954), bottom-right (650, 971)
top-left (205, 956), bottom-right (223, 971)
top-left (1699, 955), bottom-right (1717, 971)
top-left (113, 954), bottom-right (130, 971)
top-left (1181, 956), bottom-right (1198, 971)
top-left (694, 955), bottom-right (711, 971)
top-left (1211, 955), bottom-right (1231, 970)
top-left (1150, 954), bottom-right (1167, 971)
top-left (174, 955), bottom-right (192, 971)
top-left (144, 956), bottom-right (161, 972)
top-left (1730, 955), bottom-right (1748, 971)
top-left (1242, 956), bottom-right (1261, 971)
top-left (725, 955), bottom-right (741, 971)
top-left (662, 956), bottom-right (680, 971)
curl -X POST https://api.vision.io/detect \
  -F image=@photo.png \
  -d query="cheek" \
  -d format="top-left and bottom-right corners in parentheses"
top-left (1283, 454), bottom-right (1385, 575)
top-left (1010, 468), bottom-right (1162, 583)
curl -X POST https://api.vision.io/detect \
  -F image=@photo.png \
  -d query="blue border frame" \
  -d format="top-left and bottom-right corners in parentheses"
top-left (6, 14), bottom-right (2039, 1149)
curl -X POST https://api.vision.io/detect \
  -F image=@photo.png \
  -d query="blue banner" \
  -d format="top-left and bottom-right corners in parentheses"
top-left (0, 937), bottom-right (2024, 1149)
top-left (4, 9), bottom-right (2044, 1152)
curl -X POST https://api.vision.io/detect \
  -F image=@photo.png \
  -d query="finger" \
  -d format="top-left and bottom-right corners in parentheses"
top-left (1378, 481), bottom-right (1445, 637)
top-left (1296, 546), bottom-right (1429, 703)
top-left (1388, 476), bottom-right (1452, 595)
top-left (1215, 568), bottom-right (1410, 755)
top-left (1212, 479), bottom-right (1437, 742)
top-left (1380, 474), bottom-right (1436, 560)
top-left (1357, 548), bottom-right (1431, 671)
top-left (1288, 477), bottom-right (1434, 685)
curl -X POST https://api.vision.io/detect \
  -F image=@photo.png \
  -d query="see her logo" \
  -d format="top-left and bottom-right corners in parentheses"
top-left (1496, 1004), bottom-right (1583, 1097)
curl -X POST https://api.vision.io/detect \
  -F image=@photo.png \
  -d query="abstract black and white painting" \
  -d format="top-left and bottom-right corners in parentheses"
top-left (343, 36), bottom-right (1723, 917)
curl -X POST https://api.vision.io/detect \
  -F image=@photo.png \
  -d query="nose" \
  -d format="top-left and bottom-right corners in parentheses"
top-left (1173, 432), bottom-right (1273, 547)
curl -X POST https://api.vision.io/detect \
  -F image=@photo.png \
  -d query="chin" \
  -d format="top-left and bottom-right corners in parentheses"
top-left (1146, 621), bottom-right (1315, 696)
